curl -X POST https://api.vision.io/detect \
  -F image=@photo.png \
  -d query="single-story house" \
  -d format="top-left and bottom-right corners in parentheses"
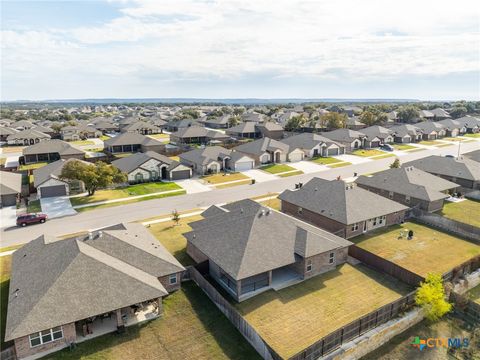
top-left (415, 121), bottom-right (446, 140)
top-left (93, 120), bottom-right (119, 133)
top-left (33, 159), bottom-right (90, 198)
top-left (241, 112), bottom-right (265, 123)
top-left (226, 121), bottom-right (284, 140)
top-left (170, 126), bottom-right (231, 145)
top-left (356, 166), bottom-right (459, 212)
top-left (0, 127), bottom-right (18, 142)
top-left (419, 110), bottom-right (435, 120)
top-left (104, 133), bottom-right (165, 154)
top-left (280, 133), bottom-right (345, 158)
top-left (436, 119), bottom-right (467, 137)
top-left (185, 199), bottom-right (352, 302)
top-left (360, 126), bottom-right (394, 145)
top-left (7, 129), bottom-right (51, 146)
top-left (279, 178), bottom-right (409, 239)
top-left (321, 129), bottom-right (367, 152)
top-left (165, 119), bottom-right (203, 132)
top-left (345, 117), bottom-right (366, 130)
top-left (430, 108), bottom-right (451, 120)
top-left (202, 115), bottom-right (231, 129)
top-left (179, 146), bottom-right (255, 175)
top-left (254, 122), bottom-right (284, 140)
top-left (406, 155), bottom-right (480, 190)
top-left (112, 151), bottom-right (191, 182)
top-left (5, 223), bottom-right (185, 359)
top-left (60, 125), bottom-right (102, 141)
top-left (0, 171), bottom-right (22, 206)
top-left (121, 122), bottom-right (162, 135)
top-left (234, 137), bottom-right (304, 165)
top-left (32, 125), bottom-right (55, 138)
top-left (22, 140), bottom-right (86, 164)
top-left (453, 116), bottom-right (480, 133)
top-left (389, 124), bottom-right (423, 143)
top-left (10, 120), bottom-right (34, 131)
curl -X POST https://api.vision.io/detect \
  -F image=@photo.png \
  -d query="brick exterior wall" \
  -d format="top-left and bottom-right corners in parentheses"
top-left (300, 247), bottom-right (349, 279)
top-left (14, 323), bottom-right (76, 360)
top-left (159, 272), bottom-right (182, 293)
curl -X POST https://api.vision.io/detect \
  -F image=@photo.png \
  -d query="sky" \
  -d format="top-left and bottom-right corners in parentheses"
top-left (1, 0), bottom-right (479, 101)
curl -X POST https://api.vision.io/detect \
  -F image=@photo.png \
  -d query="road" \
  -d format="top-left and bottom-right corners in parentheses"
top-left (1, 141), bottom-right (478, 247)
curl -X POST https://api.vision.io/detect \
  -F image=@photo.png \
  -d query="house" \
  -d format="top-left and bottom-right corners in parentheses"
top-left (255, 122), bottom-right (284, 140)
top-left (321, 129), bottom-right (367, 152)
top-left (279, 178), bottom-right (408, 239)
top-left (203, 115), bottom-right (232, 129)
top-left (0, 127), bottom-right (18, 142)
top-left (453, 116), bottom-right (480, 133)
top-left (234, 137), bottom-right (304, 165)
top-left (121, 122), bottom-right (162, 135)
top-left (93, 120), bottom-right (119, 134)
top-left (280, 133), bottom-right (345, 158)
top-left (415, 121), bottom-right (446, 140)
top-left (22, 140), bottom-right (85, 164)
top-left (436, 119), bottom-right (467, 137)
top-left (7, 129), bottom-right (51, 145)
top-left (165, 119), bottom-right (203, 132)
top-left (104, 133), bottom-right (165, 154)
top-left (241, 112), bottom-right (265, 123)
top-left (389, 124), bottom-right (423, 143)
top-left (60, 125), bottom-right (102, 141)
top-left (4, 223), bottom-right (185, 359)
top-left (179, 146), bottom-right (255, 175)
top-left (33, 159), bottom-right (90, 198)
top-left (10, 120), bottom-right (34, 131)
top-left (0, 171), bottom-right (22, 206)
top-left (356, 166), bottom-right (459, 212)
top-left (406, 155), bottom-right (480, 190)
top-left (32, 125), bottom-right (56, 138)
top-left (430, 108), bottom-right (451, 120)
top-left (345, 117), bottom-right (366, 130)
top-left (112, 151), bottom-right (191, 182)
top-left (170, 127), bottom-right (231, 145)
top-left (418, 110), bottom-right (435, 120)
top-left (226, 121), bottom-right (284, 140)
top-left (185, 199), bottom-right (352, 302)
top-left (360, 126), bottom-right (395, 145)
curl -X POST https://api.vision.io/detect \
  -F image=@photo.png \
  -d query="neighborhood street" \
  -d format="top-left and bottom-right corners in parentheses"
top-left (0, 140), bottom-right (478, 247)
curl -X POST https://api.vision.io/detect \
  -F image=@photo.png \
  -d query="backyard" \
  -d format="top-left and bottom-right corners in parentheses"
top-left (235, 263), bottom-right (411, 359)
top-left (440, 199), bottom-right (480, 228)
top-left (352, 222), bottom-right (480, 277)
top-left (260, 163), bottom-right (296, 174)
top-left (18, 162), bottom-right (48, 171)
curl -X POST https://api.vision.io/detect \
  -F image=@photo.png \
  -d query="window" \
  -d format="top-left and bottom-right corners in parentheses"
top-left (329, 252), bottom-right (335, 264)
top-left (29, 327), bottom-right (63, 348)
top-left (306, 260), bottom-right (312, 272)
top-left (135, 173), bottom-right (144, 182)
top-left (169, 273), bottom-right (177, 285)
top-left (373, 217), bottom-right (377, 226)
top-left (351, 223), bottom-right (359, 231)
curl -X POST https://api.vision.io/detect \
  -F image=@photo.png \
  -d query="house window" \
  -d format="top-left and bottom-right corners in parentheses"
top-left (388, 191), bottom-right (394, 199)
top-left (306, 260), bottom-right (312, 272)
top-left (373, 217), bottom-right (377, 226)
top-left (405, 196), bottom-right (410, 203)
top-left (379, 216), bottom-right (385, 224)
top-left (351, 223), bottom-right (359, 231)
top-left (169, 273), bottom-right (177, 285)
top-left (329, 252), bottom-right (335, 264)
top-left (29, 327), bottom-right (63, 348)
top-left (135, 173), bottom-right (144, 182)
top-left (298, 207), bottom-right (303, 214)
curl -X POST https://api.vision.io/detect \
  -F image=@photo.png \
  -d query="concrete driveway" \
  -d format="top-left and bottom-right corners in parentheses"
top-left (332, 154), bottom-right (372, 164)
top-left (175, 179), bottom-right (211, 194)
top-left (0, 206), bottom-right (17, 229)
top-left (242, 169), bottom-right (277, 182)
top-left (40, 196), bottom-right (77, 218)
top-left (289, 161), bottom-right (327, 174)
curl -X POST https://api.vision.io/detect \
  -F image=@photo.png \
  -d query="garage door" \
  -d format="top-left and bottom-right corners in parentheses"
top-left (289, 153), bottom-right (303, 162)
top-left (235, 161), bottom-right (254, 172)
top-left (327, 148), bottom-right (339, 156)
top-left (171, 170), bottom-right (191, 180)
top-left (370, 141), bottom-right (380, 148)
top-left (40, 185), bottom-right (67, 198)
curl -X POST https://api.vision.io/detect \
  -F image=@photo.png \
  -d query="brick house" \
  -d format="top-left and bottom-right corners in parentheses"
top-left (5, 223), bottom-right (184, 359)
top-left (279, 178), bottom-right (408, 239)
top-left (21, 140), bottom-right (86, 164)
top-left (185, 199), bottom-right (352, 302)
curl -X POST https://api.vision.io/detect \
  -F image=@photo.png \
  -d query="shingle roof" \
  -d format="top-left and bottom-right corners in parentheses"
top-left (360, 125), bottom-right (394, 140)
top-left (453, 116), bottom-right (480, 128)
top-left (226, 122), bottom-right (257, 134)
top-left (280, 133), bottom-right (344, 150)
top-left (356, 166), bottom-right (458, 202)
top-left (123, 122), bottom-right (161, 132)
top-left (33, 158), bottom-right (91, 187)
top-left (235, 137), bottom-right (290, 155)
top-left (436, 119), bottom-right (464, 130)
top-left (104, 133), bottom-right (163, 146)
top-left (7, 129), bottom-right (51, 141)
top-left (23, 139), bottom-right (85, 156)
top-left (415, 121), bottom-right (445, 133)
top-left (179, 146), bottom-right (232, 166)
top-left (406, 155), bottom-right (480, 182)
top-left (389, 124), bottom-right (422, 137)
top-left (321, 128), bottom-right (366, 142)
top-left (464, 150), bottom-right (480, 163)
top-left (112, 151), bottom-right (173, 173)
top-left (0, 171), bottom-right (22, 195)
top-left (185, 199), bottom-right (351, 280)
top-left (279, 178), bottom-right (409, 225)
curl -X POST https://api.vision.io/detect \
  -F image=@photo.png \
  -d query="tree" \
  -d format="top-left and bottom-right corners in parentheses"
top-left (322, 112), bottom-right (347, 129)
top-left (228, 115), bottom-right (240, 128)
top-left (284, 115), bottom-right (307, 132)
top-left (359, 111), bottom-right (377, 126)
top-left (397, 106), bottom-right (419, 123)
top-left (415, 273), bottom-right (452, 321)
top-left (61, 160), bottom-right (127, 196)
top-left (449, 106), bottom-right (468, 119)
top-left (172, 209), bottom-right (180, 226)
top-left (390, 158), bottom-right (400, 168)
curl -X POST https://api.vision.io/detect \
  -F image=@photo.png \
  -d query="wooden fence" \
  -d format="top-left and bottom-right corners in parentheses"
top-left (348, 245), bottom-right (425, 286)
top-left (442, 255), bottom-right (480, 283)
top-left (0, 347), bottom-right (16, 360)
top-left (289, 291), bottom-right (417, 360)
top-left (449, 291), bottom-right (480, 324)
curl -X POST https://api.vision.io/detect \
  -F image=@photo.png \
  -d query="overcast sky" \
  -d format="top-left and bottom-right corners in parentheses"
top-left (1, 0), bottom-right (479, 101)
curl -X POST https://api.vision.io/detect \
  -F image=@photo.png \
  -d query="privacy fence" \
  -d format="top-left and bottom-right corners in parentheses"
top-left (449, 291), bottom-right (480, 324)
top-left (442, 255), bottom-right (480, 283)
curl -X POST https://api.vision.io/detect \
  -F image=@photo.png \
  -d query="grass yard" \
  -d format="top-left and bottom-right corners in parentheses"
top-left (18, 162), bottom-right (48, 171)
top-left (99, 135), bottom-right (110, 141)
top-left (235, 263), bottom-right (411, 359)
top-left (169, 155), bottom-right (180, 161)
top-left (470, 284), bottom-right (480, 305)
top-left (311, 156), bottom-right (343, 165)
top-left (443, 137), bottom-right (468, 142)
top-left (352, 222), bottom-right (480, 277)
top-left (436, 143), bottom-right (454, 147)
top-left (1, 256), bottom-right (12, 349)
top-left (440, 200), bottom-right (480, 228)
top-left (71, 182), bottom-right (183, 206)
top-left (215, 180), bottom-right (252, 189)
top-left (70, 140), bottom-right (95, 145)
top-left (148, 133), bottom-right (170, 140)
top-left (260, 163), bottom-right (295, 174)
top-left (407, 148), bottom-right (427, 152)
top-left (1, 146), bottom-right (24, 153)
top-left (259, 197), bottom-right (281, 210)
top-left (393, 144), bottom-right (417, 151)
top-left (464, 133), bottom-right (480, 138)
top-left (278, 170), bottom-right (303, 177)
top-left (201, 172), bottom-right (250, 185)
top-left (352, 149), bottom-right (385, 157)
top-left (328, 162), bottom-right (352, 168)
top-left (44, 282), bottom-right (260, 360)
top-left (371, 153), bottom-right (396, 159)
top-left (27, 199), bottom-right (42, 213)
top-left (147, 215), bottom-right (203, 266)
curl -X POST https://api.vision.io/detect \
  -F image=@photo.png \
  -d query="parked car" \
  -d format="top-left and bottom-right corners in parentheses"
top-left (380, 144), bottom-right (394, 151)
top-left (16, 213), bottom-right (48, 227)
top-left (444, 154), bottom-right (455, 158)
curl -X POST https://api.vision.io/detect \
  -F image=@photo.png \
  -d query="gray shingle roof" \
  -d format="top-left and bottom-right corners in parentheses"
top-left (389, 124), bottom-right (422, 137)
top-left (33, 158), bottom-right (91, 187)
top-left (0, 171), bottom-right (22, 195)
top-left (185, 199), bottom-right (351, 280)
top-left (104, 133), bottom-right (163, 146)
top-left (281, 133), bottom-right (344, 151)
top-left (356, 166), bottom-right (458, 202)
top-left (226, 122), bottom-right (257, 134)
top-left (321, 128), bottom-right (366, 142)
top-left (360, 126), bottom-right (394, 140)
top-left (235, 137), bottom-right (289, 155)
top-left (415, 121), bottom-right (445, 133)
top-left (464, 150), bottom-right (480, 163)
top-left (279, 178), bottom-right (409, 225)
top-left (179, 146), bottom-right (232, 166)
top-left (406, 155), bottom-right (480, 182)
top-left (112, 151), bottom-right (173, 173)
top-left (23, 139), bottom-right (85, 156)
top-left (7, 129), bottom-right (51, 141)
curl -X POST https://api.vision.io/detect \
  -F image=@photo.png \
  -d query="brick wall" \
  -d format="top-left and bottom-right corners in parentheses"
top-left (186, 242), bottom-right (209, 263)
top-left (14, 323), bottom-right (76, 360)
top-left (159, 272), bottom-right (182, 293)
top-left (303, 248), bottom-right (349, 279)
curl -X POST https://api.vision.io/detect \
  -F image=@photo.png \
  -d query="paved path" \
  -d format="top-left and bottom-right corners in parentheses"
top-left (1, 140), bottom-right (478, 247)
top-left (40, 196), bottom-right (77, 218)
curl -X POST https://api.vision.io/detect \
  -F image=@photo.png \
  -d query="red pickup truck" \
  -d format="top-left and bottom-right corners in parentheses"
top-left (16, 213), bottom-right (48, 227)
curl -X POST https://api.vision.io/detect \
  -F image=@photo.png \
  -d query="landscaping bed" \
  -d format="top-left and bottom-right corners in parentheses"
top-left (27, 199), bottom-right (42, 213)
top-left (440, 200), bottom-right (480, 228)
top-left (352, 222), bottom-right (480, 277)
top-left (260, 163), bottom-right (296, 174)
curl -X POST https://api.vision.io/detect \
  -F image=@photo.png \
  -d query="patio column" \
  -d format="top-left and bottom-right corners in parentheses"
top-left (268, 271), bottom-right (272, 286)
top-left (236, 280), bottom-right (241, 298)
top-left (156, 298), bottom-right (163, 315)
top-left (115, 309), bottom-right (124, 327)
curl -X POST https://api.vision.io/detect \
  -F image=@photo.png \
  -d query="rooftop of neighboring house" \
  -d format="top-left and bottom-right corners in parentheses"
top-left (122, 121), bottom-right (161, 132)
top-left (414, 121), bottom-right (446, 133)
top-left (104, 132), bottom-right (163, 147)
top-left (184, 199), bottom-right (352, 281)
top-left (360, 125), bottom-right (393, 139)
top-left (356, 166), bottom-right (458, 202)
top-left (112, 150), bottom-right (185, 173)
top-left (406, 155), bottom-right (480, 182)
top-left (464, 150), bottom-right (480, 163)
top-left (280, 132), bottom-right (344, 150)
top-left (179, 145), bottom-right (233, 165)
top-left (436, 118), bottom-right (465, 129)
top-left (279, 178), bottom-right (409, 225)
top-left (321, 128), bottom-right (366, 142)
top-left (389, 124), bottom-right (423, 137)
top-left (6, 128), bottom-right (51, 140)
top-left (33, 158), bottom-right (92, 187)
top-left (429, 108), bottom-right (451, 118)
top-left (23, 139), bottom-right (85, 156)
top-left (346, 117), bottom-right (365, 127)
top-left (0, 170), bottom-right (22, 195)
top-left (226, 121), bottom-right (257, 133)
top-left (5, 223), bottom-right (184, 341)
top-left (453, 116), bottom-right (480, 128)
top-left (235, 136), bottom-right (290, 155)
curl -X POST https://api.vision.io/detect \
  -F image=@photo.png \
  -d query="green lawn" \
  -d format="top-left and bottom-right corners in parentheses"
top-left (201, 172), bottom-right (250, 184)
top-left (437, 143), bottom-right (454, 147)
top-left (260, 163), bottom-right (296, 174)
top-left (351, 149), bottom-right (386, 157)
top-left (311, 156), bottom-right (343, 165)
top-left (99, 135), bottom-right (110, 141)
top-left (372, 153), bottom-right (396, 159)
top-left (440, 200), bottom-right (480, 227)
top-left (18, 162), bottom-right (48, 171)
top-left (148, 133), bottom-right (170, 140)
top-left (278, 170), bottom-right (303, 177)
top-left (328, 162), bottom-right (352, 168)
top-left (0, 245), bottom-right (22, 253)
top-left (1, 256), bottom-right (12, 349)
top-left (71, 182), bottom-right (183, 206)
top-left (70, 140), bottom-right (95, 145)
top-left (147, 215), bottom-right (203, 266)
top-left (44, 282), bottom-right (261, 360)
top-left (352, 222), bottom-right (480, 277)
top-left (259, 197), bottom-right (281, 210)
top-left (27, 199), bottom-right (42, 213)
top-left (235, 263), bottom-right (411, 359)
top-left (464, 133), bottom-right (480, 138)
top-left (393, 144), bottom-right (417, 151)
